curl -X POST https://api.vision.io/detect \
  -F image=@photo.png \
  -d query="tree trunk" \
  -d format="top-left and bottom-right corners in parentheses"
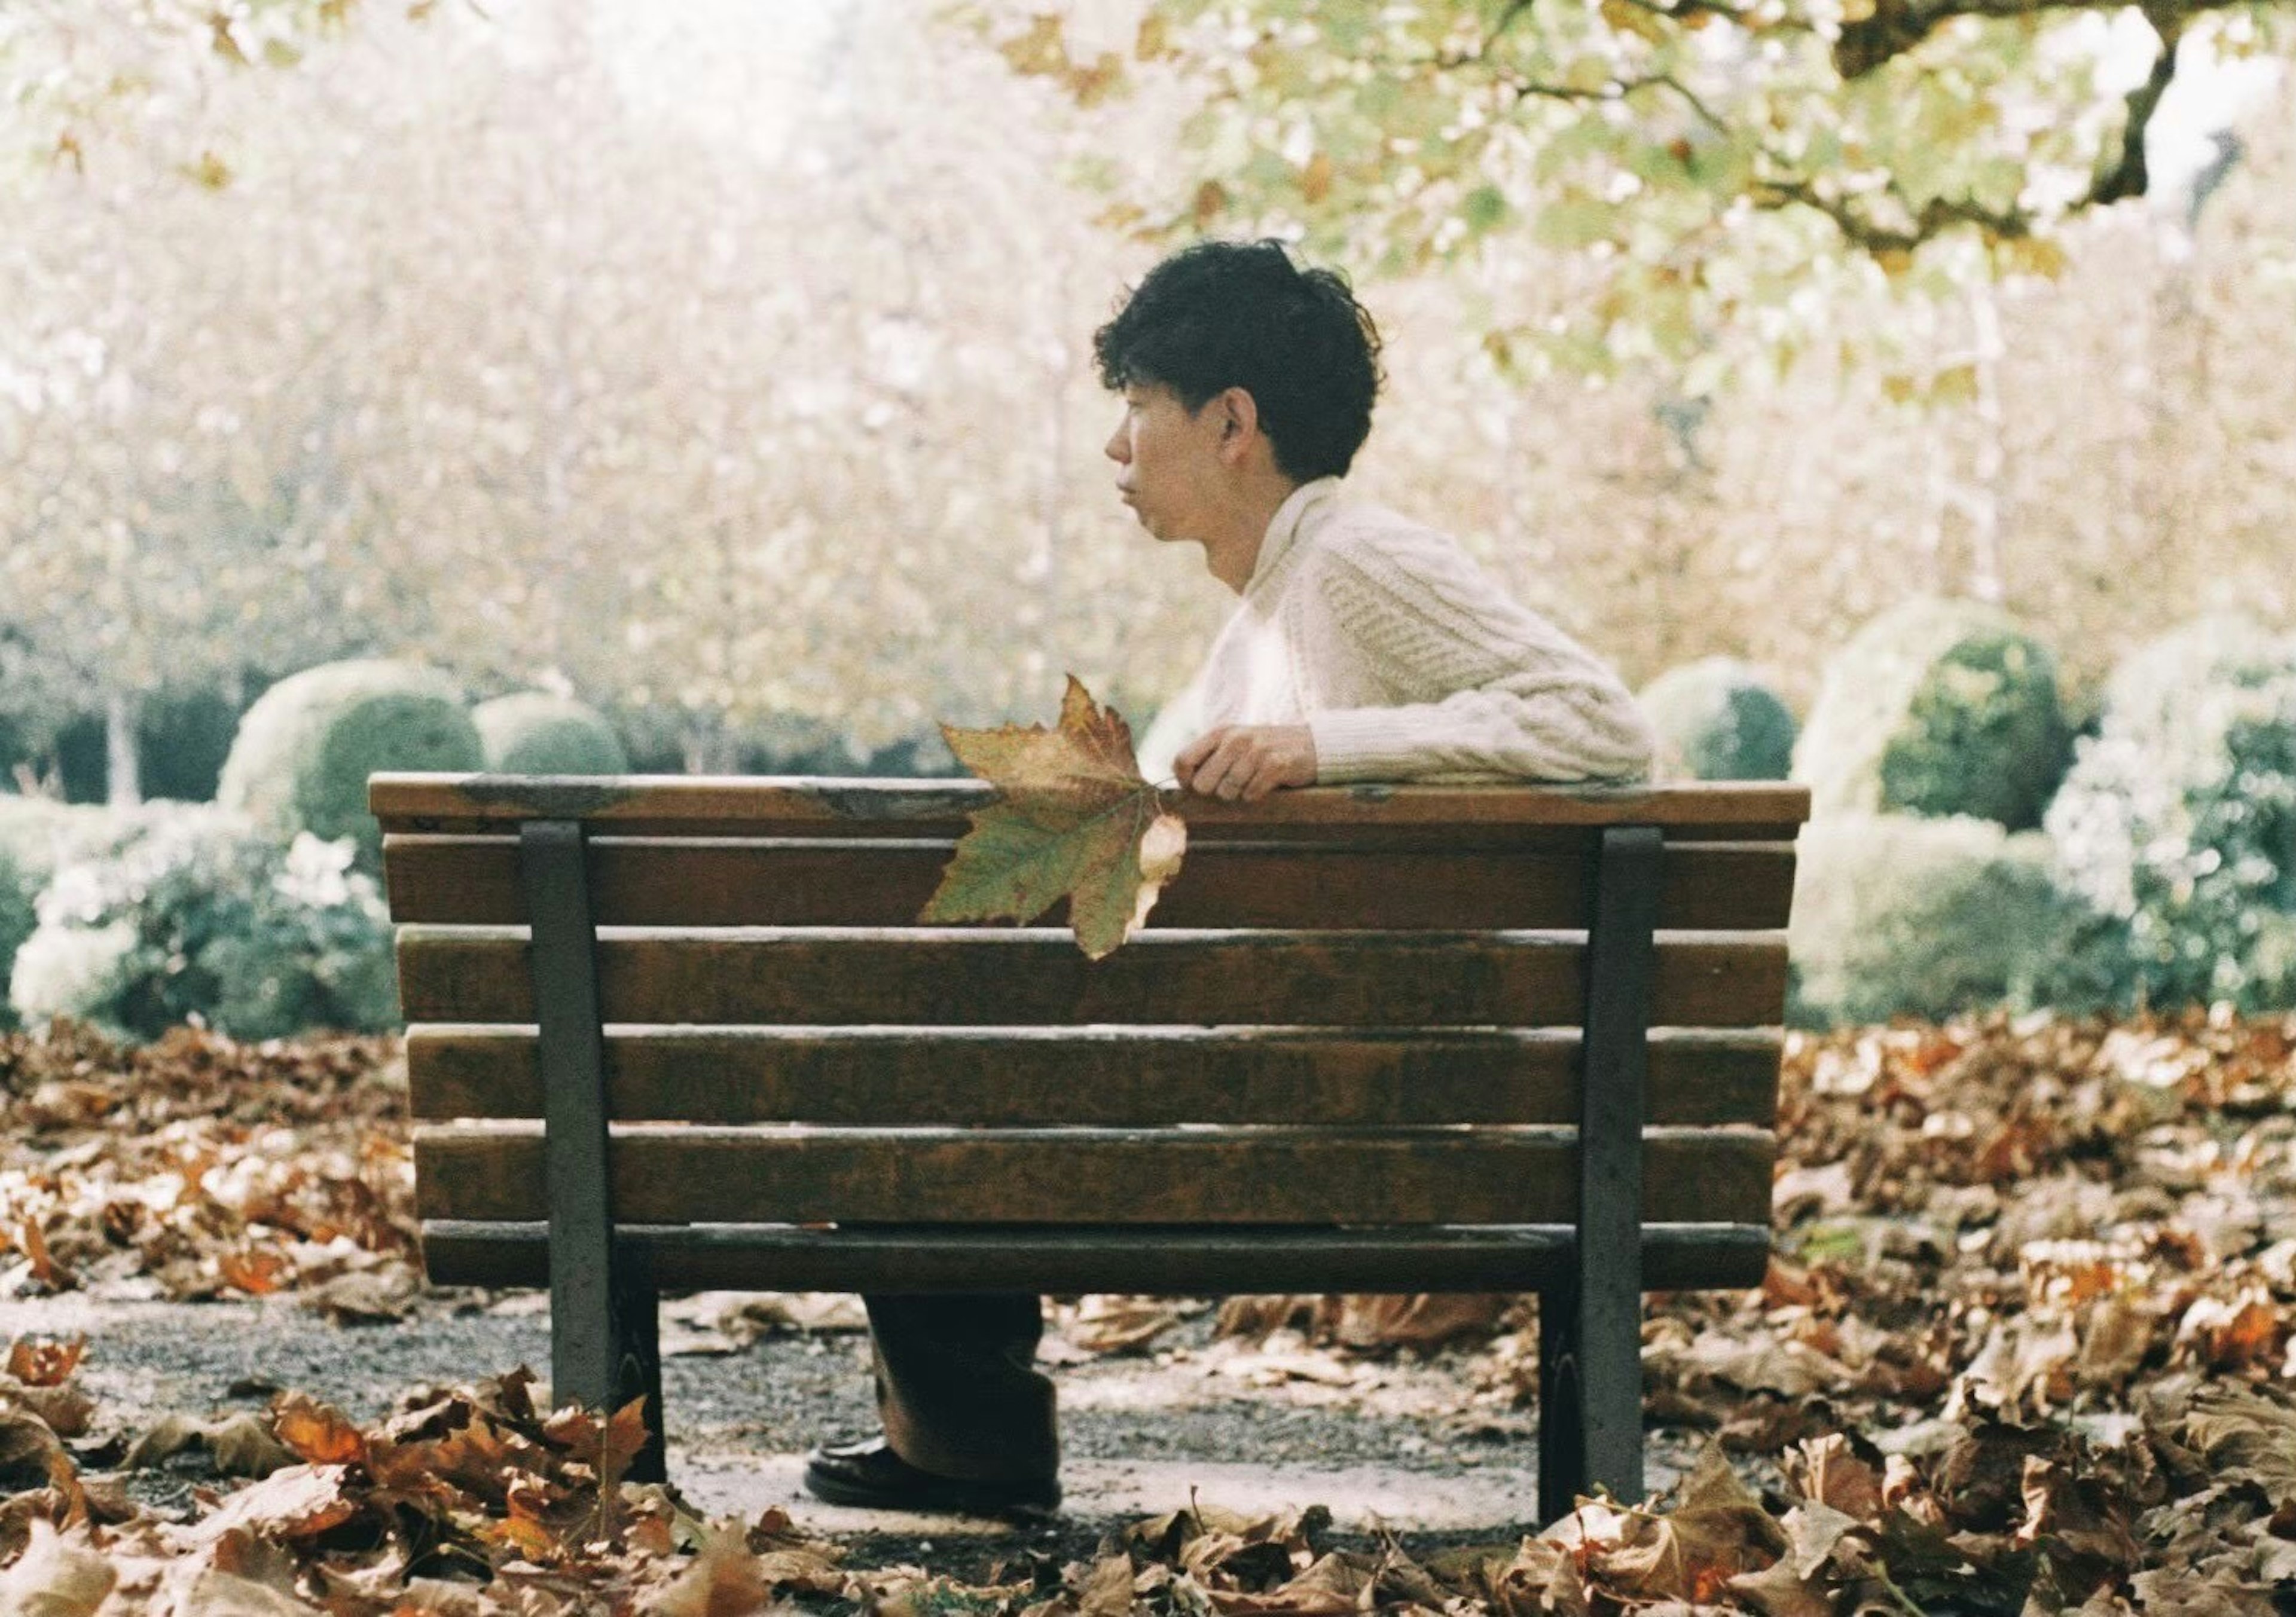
top-left (106, 689), bottom-right (142, 807)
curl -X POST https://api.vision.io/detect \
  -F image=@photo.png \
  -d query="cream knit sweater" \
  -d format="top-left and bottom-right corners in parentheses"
top-left (1137, 478), bottom-right (1656, 785)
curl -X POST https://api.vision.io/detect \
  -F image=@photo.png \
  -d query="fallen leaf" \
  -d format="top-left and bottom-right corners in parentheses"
top-left (124, 1412), bottom-right (297, 1478)
top-left (190, 1464), bottom-right (360, 1543)
top-left (0, 1518), bottom-right (115, 1617)
top-left (271, 1393), bottom-right (367, 1468)
top-left (646, 1527), bottom-right (769, 1616)
top-left (6, 1335), bottom-right (87, 1387)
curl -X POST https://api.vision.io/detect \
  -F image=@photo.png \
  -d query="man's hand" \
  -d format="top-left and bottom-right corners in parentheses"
top-left (1173, 725), bottom-right (1318, 802)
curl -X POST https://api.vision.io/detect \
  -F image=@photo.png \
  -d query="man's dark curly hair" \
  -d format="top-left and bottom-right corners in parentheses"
top-left (1093, 239), bottom-right (1383, 484)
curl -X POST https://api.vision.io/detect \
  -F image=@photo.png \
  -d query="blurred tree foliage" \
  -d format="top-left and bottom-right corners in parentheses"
top-left (0, 0), bottom-right (2291, 797)
top-left (959, 0), bottom-right (2291, 384)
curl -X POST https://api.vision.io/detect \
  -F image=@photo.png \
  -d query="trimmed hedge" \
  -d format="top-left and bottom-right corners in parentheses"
top-left (217, 660), bottom-right (481, 866)
top-left (7, 808), bottom-right (396, 1043)
top-left (1796, 597), bottom-right (2071, 829)
top-left (2045, 618), bottom-right (2296, 1011)
top-left (1638, 658), bottom-right (1797, 781)
top-left (1788, 814), bottom-right (2119, 1026)
top-left (474, 693), bottom-right (630, 775)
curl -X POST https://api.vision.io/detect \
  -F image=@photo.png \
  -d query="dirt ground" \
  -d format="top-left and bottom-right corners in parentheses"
top-left (3, 1285), bottom-right (1703, 1574)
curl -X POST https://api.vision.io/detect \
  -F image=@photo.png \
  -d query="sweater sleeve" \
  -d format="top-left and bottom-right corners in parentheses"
top-left (1302, 529), bottom-right (1656, 785)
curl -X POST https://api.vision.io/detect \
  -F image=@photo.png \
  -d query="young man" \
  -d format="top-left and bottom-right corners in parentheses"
top-left (801, 239), bottom-right (1654, 1516)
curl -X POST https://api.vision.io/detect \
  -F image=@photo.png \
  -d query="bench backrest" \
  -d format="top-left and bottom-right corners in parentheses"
top-left (373, 775), bottom-right (1805, 1242)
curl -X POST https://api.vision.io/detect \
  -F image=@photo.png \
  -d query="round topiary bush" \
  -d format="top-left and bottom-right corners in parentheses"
top-left (7, 808), bottom-right (397, 1043)
top-left (2045, 618), bottom-right (2296, 1012)
top-left (1795, 597), bottom-right (2071, 830)
top-left (1638, 658), bottom-right (1797, 781)
top-left (1788, 814), bottom-right (2120, 1027)
top-left (217, 660), bottom-right (481, 865)
top-left (0, 796), bottom-right (270, 1031)
top-left (473, 692), bottom-right (630, 775)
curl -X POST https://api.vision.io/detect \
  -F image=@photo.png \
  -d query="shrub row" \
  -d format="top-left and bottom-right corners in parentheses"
top-left (1779, 610), bottom-right (2296, 1024)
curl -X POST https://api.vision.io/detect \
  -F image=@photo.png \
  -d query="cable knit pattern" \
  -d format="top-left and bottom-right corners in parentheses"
top-left (1138, 478), bottom-right (1656, 785)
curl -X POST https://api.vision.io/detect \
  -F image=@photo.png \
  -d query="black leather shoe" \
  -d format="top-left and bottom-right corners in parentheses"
top-left (801, 1436), bottom-right (1060, 1515)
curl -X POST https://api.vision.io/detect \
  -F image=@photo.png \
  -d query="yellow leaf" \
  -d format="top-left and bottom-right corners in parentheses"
top-left (208, 11), bottom-right (251, 66)
top-left (1301, 150), bottom-right (1334, 204)
top-left (1601, 0), bottom-right (1671, 43)
top-left (924, 676), bottom-right (1187, 959)
top-left (184, 150), bottom-right (233, 191)
top-left (2000, 234), bottom-right (2067, 280)
top-left (1929, 362), bottom-right (1979, 405)
top-left (999, 12), bottom-right (1070, 77)
top-left (1191, 178), bottom-right (1229, 231)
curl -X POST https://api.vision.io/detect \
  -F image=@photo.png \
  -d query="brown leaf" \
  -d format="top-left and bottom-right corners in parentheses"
top-left (5, 1335), bottom-right (86, 1388)
top-left (190, 1464), bottom-right (361, 1544)
top-left (1787, 1433), bottom-right (1885, 1521)
top-left (175, 1566), bottom-right (323, 1615)
top-left (0, 1407), bottom-right (74, 1491)
top-left (9, 1381), bottom-right (96, 1439)
top-left (218, 1244), bottom-right (294, 1297)
top-left (1064, 1295), bottom-right (1194, 1356)
top-left (0, 1518), bottom-right (115, 1617)
top-left (925, 675), bottom-right (1187, 958)
top-left (125, 1412), bottom-right (297, 1479)
top-left (1074, 1553), bottom-right (1136, 1617)
top-left (646, 1528), bottom-right (770, 1616)
top-left (271, 1392), bottom-right (367, 1468)
top-left (1724, 1553), bottom-right (1834, 1617)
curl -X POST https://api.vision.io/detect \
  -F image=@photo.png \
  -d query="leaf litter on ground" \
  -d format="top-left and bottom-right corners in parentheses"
top-left (2, 1007), bottom-right (2295, 1607)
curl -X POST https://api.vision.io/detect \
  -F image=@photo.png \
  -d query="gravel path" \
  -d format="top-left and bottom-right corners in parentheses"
top-left (8, 1288), bottom-right (1702, 1561)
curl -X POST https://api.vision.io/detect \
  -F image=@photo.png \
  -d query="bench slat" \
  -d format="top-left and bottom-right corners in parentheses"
top-left (370, 774), bottom-right (1812, 836)
top-left (411, 1124), bottom-right (1775, 1227)
top-left (395, 928), bottom-right (1788, 1028)
top-left (381, 836), bottom-right (1796, 931)
top-left (417, 1220), bottom-right (1776, 1292)
top-left (405, 1026), bottom-right (1782, 1126)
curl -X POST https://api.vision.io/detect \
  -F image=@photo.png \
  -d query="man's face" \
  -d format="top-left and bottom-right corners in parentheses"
top-left (1104, 381), bottom-right (1224, 544)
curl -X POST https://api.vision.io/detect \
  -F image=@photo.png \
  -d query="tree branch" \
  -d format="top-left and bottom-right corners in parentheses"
top-left (1833, 0), bottom-right (2223, 78)
top-left (1758, 4), bottom-right (2185, 251)
top-left (1750, 175), bottom-right (2033, 251)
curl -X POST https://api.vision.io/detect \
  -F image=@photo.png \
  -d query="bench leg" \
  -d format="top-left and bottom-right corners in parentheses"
top-left (1542, 823), bottom-right (1661, 1518)
top-left (1537, 1279), bottom-right (1643, 1523)
top-left (524, 820), bottom-right (668, 1478)
top-left (615, 1257), bottom-right (666, 1485)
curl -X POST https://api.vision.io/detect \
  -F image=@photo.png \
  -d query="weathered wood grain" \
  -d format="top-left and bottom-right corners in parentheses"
top-left (381, 835), bottom-right (1796, 931)
top-left (417, 1219), bottom-right (1777, 1292)
top-left (413, 1124), bottom-right (1776, 1227)
top-left (393, 928), bottom-right (1790, 1028)
top-left (370, 772), bottom-right (1810, 836)
top-left (404, 1025), bottom-right (1783, 1126)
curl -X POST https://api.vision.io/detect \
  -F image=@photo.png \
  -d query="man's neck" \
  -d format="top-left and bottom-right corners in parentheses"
top-left (1200, 476), bottom-right (1303, 595)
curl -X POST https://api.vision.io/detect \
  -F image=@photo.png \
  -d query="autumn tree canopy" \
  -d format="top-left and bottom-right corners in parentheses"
top-left (962, 0), bottom-right (2288, 373)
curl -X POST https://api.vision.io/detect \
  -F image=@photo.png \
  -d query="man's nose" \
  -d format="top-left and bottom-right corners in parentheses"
top-left (1103, 424), bottom-right (1128, 464)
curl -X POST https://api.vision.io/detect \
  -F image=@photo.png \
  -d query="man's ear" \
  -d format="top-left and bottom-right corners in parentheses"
top-left (1214, 387), bottom-right (1261, 461)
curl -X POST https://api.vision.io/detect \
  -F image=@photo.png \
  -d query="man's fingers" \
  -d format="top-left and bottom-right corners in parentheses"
top-left (1173, 729), bottom-right (1225, 789)
top-left (1193, 736), bottom-right (1250, 800)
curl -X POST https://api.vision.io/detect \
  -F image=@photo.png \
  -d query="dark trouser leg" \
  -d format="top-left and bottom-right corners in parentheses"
top-left (863, 1292), bottom-right (1058, 1483)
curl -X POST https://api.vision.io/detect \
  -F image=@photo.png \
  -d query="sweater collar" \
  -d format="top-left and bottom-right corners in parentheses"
top-left (1245, 476), bottom-right (1344, 594)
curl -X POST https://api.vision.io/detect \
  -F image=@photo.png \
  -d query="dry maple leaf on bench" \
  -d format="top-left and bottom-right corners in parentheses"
top-left (924, 674), bottom-right (1187, 959)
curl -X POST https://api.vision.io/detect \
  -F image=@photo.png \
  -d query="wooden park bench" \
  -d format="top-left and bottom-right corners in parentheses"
top-left (370, 774), bottom-right (1806, 1520)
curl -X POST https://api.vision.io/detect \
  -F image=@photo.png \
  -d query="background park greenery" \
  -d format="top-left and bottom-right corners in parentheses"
top-left (1, 0), bottom-right (2292, 1038)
